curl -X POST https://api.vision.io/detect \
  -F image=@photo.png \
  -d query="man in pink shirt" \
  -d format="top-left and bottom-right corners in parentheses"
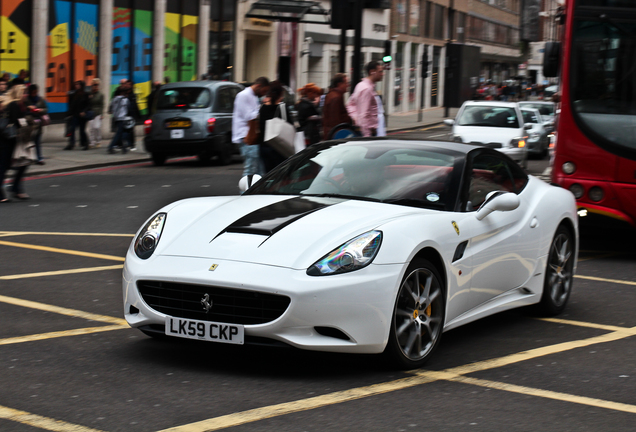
top-left (346, 61), bottom-right (385, 137)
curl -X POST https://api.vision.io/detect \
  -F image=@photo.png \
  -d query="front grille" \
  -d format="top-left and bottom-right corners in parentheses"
top-left (137, 280), bottom-right (291, 325)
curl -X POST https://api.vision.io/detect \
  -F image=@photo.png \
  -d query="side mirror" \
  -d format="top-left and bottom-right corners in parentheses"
top-left (475, 191), bottom-right (520, 221)
top-left (443, 119), bottom-right (455, 127)
top-left (238, 174), bottom-right (262, 193)
top-left (524, 123), bottom-right (533, 130)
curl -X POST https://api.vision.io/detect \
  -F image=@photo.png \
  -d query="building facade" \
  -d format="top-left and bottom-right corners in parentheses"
top-left (0, 0), bottom-right (237, 119)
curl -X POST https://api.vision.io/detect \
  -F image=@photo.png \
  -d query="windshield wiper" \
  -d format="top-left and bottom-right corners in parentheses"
top-left (302, 193), bottom-right (382, 203)
top-left (382, 198), bottom-right (443, 209)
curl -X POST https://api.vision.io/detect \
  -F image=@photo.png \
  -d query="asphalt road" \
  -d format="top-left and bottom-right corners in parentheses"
top-left (0, 136), bottom-right (634, 432)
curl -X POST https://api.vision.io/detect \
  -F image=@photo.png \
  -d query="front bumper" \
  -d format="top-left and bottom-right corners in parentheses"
top-left (144, 135), bottom-right (232, 156)
top-left (123, 255), bottom-right (405, 354)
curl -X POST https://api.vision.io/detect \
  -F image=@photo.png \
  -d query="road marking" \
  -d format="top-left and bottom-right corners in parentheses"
top-left (0, 240), bottom-right (125, 262)
top-left (575, 274), bottom-right (636, 287)
top-left (427, 133), bottom-right (449, 138)
top-left (0, 405), bottom-right (105, 432)
top-left (442, 325), bottom-right (636, 376)
top-left (0, 231), bottom-right (134, 237)
top-left (156, 375), bottom-right (439, 432)
top-left (577, 253), bottom-right (620, 262)
top-left (0, 325), bottom-right (128, 346)
top-left (158, 321), bottom-right (636, 432)
top-left (0, 264), bottom-right (124, 280)
top-left (0, 294), bottom-right (127, 326)
top-left (421, 372), bottom-right (636, 415)
top-left (539, 317), bottom-right (630, 332)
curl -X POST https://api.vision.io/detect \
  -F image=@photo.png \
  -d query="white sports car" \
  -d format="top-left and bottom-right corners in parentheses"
top-left (122, 139), bottom-right (578, 368)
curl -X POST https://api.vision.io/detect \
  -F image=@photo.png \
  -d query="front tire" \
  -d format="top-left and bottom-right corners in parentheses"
top-left (385, 258), bottom-right (445, 369)
top-left (537, 225), bottom-right (574, 315)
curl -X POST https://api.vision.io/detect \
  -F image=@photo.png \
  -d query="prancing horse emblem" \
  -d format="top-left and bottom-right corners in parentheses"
top-left (201, 294), bottom-right (212, 313)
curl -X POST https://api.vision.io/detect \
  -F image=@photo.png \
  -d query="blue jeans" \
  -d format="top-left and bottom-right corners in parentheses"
top-left (239, 140), bottom-right (264, 177)
top-left (109, 121), bottom-right (131, 152)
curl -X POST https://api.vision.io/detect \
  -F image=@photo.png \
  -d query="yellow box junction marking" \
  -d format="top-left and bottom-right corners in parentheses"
top-left (0, 264), bottom-right (124, 280)
top-left (0, 231), bottom-right (134, 237)
top-left (0, 240), bottom-right (125, 262)
top-left (0, 325), bottom-right (127, 346)
top-left (158, 321), bottom-right (636, 432)
top-left (0, 405), bottom-right (105, 432)
top-left (0, 294), bottom-right (127, 326)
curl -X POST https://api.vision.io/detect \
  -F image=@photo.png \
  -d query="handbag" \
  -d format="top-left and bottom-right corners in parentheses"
top-left (40, 114), bottom-right (51, 126)
top-left (264, 103), bottom-right (296, 158)
top-left (12, 138), bottom-right (37, 167)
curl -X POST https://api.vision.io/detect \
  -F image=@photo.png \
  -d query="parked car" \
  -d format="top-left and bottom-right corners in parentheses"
top-left (520, 107), bottom-right (550, 158)
top-left (144, 81), bottom-right (243, 166)
top-left (444, 101), bottom-right (530, 169)
top-left (518, 101), bottom-right (556, 126)
top-left (123, 139), bottom-right (578, 369)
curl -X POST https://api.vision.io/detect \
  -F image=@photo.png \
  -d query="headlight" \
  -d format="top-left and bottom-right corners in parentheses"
top-left (529, 132), bottom-right (540, 141)
top-left (307, 231), bottom-right (382, 276)
top-left (134, 213), bottom-right (167, 259)
top-left (452, 134), bottom-right (463, 143)
top-left (510, 137), bottom-right (527, 148)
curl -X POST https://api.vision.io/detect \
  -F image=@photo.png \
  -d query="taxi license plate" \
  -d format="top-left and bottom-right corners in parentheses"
top-left (165, 316), bottom-right (244, 345)
top-left (167, 120), bottom-right (191, 128)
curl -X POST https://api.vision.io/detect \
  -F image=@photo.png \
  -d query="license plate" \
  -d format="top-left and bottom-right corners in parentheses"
top-left (170, 129), bottom-right (184, 139)
top-left (165, 316), bottom-right (244, 345)
top-left (167, 120), bottom-right (191, 128)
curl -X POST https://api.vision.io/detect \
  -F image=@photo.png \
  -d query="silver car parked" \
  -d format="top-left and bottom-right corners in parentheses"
top-left (144, 81), bottom-right (243, 166)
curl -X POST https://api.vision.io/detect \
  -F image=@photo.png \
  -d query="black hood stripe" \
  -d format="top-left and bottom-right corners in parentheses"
top-left (214, 196), bottom-right (346, 239)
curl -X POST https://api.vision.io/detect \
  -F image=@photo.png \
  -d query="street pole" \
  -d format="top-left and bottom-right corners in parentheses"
top-left (340, 27), bottom-right (347, 73)
top-left (351, 0), bottom-right (364, 89)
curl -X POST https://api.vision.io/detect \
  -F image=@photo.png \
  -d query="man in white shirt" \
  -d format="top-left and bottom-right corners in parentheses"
top-left (232, 77), bottom-right (270, 176)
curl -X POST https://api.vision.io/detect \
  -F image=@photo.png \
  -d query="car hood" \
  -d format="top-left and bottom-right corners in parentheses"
top-left (157, 195), bottom-right (425, 269)
top-left (454, 125), bottom-right (522, 146)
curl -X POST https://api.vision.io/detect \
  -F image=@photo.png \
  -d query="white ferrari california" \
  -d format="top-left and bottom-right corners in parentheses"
top-left (122, 139), bottom-right (578, 368)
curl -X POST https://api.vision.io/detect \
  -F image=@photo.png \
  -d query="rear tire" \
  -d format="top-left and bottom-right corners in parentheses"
top-left (151, 152), bottom-right (167, 166)
top-left (537, 225), bottom-right (574, 316)
top-left (385, 258), bottom-right (445, 369)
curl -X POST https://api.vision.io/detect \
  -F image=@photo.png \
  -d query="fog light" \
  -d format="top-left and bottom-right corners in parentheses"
top-left (569, 183), bottom-right (584, 199)
top-left (562, 162), bottom-right (576, 174)
top-left (589, 186), bottom-right (604, 202)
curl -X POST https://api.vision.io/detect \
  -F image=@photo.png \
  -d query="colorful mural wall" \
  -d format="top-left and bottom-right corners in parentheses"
top-left (165, 0), bottom-right (198, 83)
top-left (0, 0), bottom-right (32, 80)
top-left (46, 0), bottom-right (98, 114)
top-left (112, 0), bottom-right (153, 115)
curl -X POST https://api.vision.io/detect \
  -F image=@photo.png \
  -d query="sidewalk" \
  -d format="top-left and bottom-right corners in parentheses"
top-left (28, 106), bottom-right (459, 176)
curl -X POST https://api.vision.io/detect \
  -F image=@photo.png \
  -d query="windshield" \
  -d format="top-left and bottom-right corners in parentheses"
top-left (519, 102), bottom-right (555, 117)
top-left (570, 2), bottom-right (636, 156)
top-left (156, 88), bottom-right (212, 109)
top-left (246, 141), bottom-right (461, 211)
top-left (521, 110), bottom-right (541, 124)
top-left (457, 106), bottom-right (520, 128)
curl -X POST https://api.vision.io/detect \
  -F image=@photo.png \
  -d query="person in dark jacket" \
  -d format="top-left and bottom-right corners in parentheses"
top-left (65, 80), bottom-right (90, 150)
top-left (258, 80), bottom-right (294, 173)
top-left (296, 83), bottom-right (322, 145)
top-left (322, 73), bottom-right (352, 140)
top-left (0, 84), bottom-right (31, 201)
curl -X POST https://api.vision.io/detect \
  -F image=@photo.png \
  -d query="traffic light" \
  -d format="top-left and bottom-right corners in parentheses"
top-left (383, 40), bottom-right (392, 69)
top-left (421, 48), bottom-right (429, 78)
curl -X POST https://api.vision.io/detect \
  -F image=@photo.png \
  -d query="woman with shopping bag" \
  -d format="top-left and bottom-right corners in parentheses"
top-left (0, 84), bottom-right (34, 202)
top-left (259, 81), bottom-right (295, 173)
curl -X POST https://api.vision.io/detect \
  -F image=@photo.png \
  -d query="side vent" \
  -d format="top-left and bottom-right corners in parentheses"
top-left (452, 241), bottom-right (468, 262)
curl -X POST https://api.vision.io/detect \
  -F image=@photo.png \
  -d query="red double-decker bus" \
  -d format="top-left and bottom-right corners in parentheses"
top-left (546, 0), bottom-right (636, 226)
